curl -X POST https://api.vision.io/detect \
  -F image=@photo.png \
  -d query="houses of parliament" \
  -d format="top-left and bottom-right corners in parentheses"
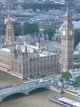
top-left (0, 7), bottom-right (74, 79)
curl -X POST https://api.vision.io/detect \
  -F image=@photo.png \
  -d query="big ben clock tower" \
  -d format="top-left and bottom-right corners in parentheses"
top-left (61, 5), bottom-right (74, 72)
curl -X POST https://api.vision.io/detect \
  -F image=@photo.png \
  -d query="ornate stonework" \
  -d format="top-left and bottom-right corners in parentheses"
top-left (5, 14), bottom-right (14, 44)
top-left (61, 6), bottom-right (74, 72)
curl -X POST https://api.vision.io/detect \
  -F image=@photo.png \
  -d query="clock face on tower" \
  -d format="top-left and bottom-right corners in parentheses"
top-left (69, 30), bottom-right (73, 36)
top-left (62, 30), bottom-right (66, 36)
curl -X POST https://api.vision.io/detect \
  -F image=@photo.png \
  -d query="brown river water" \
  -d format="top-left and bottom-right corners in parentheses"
top-left (0, 71), bottom-right (77, 107)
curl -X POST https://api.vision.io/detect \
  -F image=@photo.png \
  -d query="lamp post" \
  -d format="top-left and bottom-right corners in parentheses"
top-left (58, 78), bottom-right (64, 98)
top-left (21, 22), bottom-right (24, 36)
top-left (58, 81), bottom-right (62, 98)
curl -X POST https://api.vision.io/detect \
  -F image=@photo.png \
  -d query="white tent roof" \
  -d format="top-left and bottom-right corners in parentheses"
top-left (73, 102), bottom-right (80, 107)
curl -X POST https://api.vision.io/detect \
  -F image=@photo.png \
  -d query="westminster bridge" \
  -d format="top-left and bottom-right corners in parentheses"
top-left (0, 78), bottom-right (53, 102)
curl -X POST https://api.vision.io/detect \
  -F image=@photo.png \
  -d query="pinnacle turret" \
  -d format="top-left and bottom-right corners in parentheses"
top-left (5, 13), bottom-right (14, 44)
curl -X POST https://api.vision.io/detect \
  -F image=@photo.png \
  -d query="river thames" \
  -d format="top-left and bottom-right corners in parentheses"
top-left (0, 71), bottom-right (77, 107)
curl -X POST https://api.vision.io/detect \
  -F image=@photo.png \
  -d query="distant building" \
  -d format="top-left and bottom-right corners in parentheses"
top-left (5, 0), bottom-right (17, 10)
top-left (53, 0), bottom-right (66, 4)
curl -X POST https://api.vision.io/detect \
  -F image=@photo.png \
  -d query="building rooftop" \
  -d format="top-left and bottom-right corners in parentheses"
top-left (1, 48), bottom-right (10, 53)
top-left (39, 50), bottom-right (57, 57)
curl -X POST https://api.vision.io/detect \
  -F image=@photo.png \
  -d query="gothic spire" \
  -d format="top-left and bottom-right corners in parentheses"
top-left (64, 2), bottom-right (70, 20)
top-left (5, 12), bottom-right (14, 44)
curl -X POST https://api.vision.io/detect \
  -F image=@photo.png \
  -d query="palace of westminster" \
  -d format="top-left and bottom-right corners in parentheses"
top-left (0, 7), bottom-right (74, 79)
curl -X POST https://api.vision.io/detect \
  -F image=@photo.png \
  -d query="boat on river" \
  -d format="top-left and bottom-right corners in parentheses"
top-left (48, 96), bottom-right (80, 107)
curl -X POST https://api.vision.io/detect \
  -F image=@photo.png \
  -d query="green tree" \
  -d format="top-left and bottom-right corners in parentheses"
top-left (74, 63), bottom-right (80, 68)
top-left (74, 29), bottom-right (80, 48)
top-left (23, 3), bottom-right (65, 11)
top-left (73, 75), bottom-right (80, 88)
top-left (44, 28), bottom-right (55, 41)
top-left (23, 22), bottom-right (39, 35)
top-left (61, 72), bottom-right (72, 81)
top-left (13, 22), bottom-right (21, 36)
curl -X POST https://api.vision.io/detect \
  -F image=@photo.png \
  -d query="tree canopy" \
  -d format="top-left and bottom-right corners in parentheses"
top-left (74, 63), bottom-right (80, 69)
top-left (74, 29), bottom-right (80, 48)
top-left (23, 3), bottom-right (65, 11)
top-left (13, 22), bottom-right (39, 36)
top-left (23, 22), bottom-right (39, 35)
top-left (13, 22), bottom-right (21, 36)
top-left (73, 75), bottom-right (80, 88)
top-left (61, 72), bottom-right (72, 81)
top-left (44, 28), bottom-right (55, 41)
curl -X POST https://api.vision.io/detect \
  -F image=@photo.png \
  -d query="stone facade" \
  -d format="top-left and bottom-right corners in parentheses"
top-left (0, 48), bottom-right (59, 79)
top-left (61, 7), bottom-right (74, 72)
top-left (5, 14), bottom-right (14, 45)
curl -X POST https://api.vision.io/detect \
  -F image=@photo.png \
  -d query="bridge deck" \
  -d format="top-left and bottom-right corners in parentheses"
top-left (0, 78), bottom-right (51, 101)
